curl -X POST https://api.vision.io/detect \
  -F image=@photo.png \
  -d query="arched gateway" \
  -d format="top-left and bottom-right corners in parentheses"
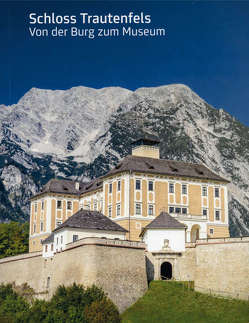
top-left (160, 262), bottom-right (172, 280)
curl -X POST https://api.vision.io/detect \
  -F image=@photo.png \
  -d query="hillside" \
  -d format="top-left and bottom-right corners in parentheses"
top-left (122, 281), bottom-right (249, 323)
top-left (0, 84), bottom-right (249, 236)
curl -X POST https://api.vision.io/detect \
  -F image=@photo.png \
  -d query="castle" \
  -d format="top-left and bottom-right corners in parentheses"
top-left (0, 135), bottom-right (248, 312)
top-left (29, 135), bottom-right (230, 254)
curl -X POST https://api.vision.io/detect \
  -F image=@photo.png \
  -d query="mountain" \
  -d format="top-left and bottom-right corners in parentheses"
top-left (0, 84), bottom-right (248, 236)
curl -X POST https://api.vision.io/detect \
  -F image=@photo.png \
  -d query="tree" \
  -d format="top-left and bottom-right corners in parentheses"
top-left (0, 222), bottom-right (29, 259)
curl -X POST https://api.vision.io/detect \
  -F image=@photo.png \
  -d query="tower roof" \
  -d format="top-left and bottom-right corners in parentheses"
top-left (139, 212), bottom-right (186, 237)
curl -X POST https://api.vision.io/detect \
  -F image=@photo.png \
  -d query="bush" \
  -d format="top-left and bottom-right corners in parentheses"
top-left (85, 298), bottom-right (121, 323)
top-left (0, 283), bottom-right (121, 323)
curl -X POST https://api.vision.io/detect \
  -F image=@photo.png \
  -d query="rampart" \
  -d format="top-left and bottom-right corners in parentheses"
top-left (0, 238), bottom-right (147, 312)
top-left (0, 236), bottom-right (248, 311)
top-left (194, 236), bottom-right (249, 300)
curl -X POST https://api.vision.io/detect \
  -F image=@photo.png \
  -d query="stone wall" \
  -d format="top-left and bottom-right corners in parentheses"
top-left (0, 238), bottom-right (147, 312)
top-left (194, 237), bottom-right (249, 300)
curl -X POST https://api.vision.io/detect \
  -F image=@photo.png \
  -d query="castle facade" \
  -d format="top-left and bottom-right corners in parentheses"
top-left (29, 136), bottom-right (230, 252)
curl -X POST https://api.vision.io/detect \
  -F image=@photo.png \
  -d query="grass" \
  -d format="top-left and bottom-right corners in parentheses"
top-left (122, 281), bottom-right (249, 323)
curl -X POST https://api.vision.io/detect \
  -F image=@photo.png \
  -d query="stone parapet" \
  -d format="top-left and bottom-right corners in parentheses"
top-left (0, 251), bottom-right (42, 264)
top-left (196, 236), bottom-right (249, 245)
top-left (65, 237), bottom-right (146, 251)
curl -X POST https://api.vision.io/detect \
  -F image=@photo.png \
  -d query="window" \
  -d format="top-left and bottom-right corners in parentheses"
top-left (148, 181), bottom-right (154, 191)
top-left (108, 205), bottom-right (112, 218)
top-left (203, 209), bottom-right (207, 216)
top-left (169, 206), bottom-right (174, 213)
top-left (109, 183), bottom-right (112, 193)
top-left (210, 228), bottom-right (214, 235)
top-left (57, 200), bottom-right (62, 209)
top-left (51, 244), bottom-right (54, 251)
top-left (116, 204), bottom-right (121, 217)
top-left (117, 180), bottom-right (121, 191)
top-left (175, 207), bottom-right (181, 214)
top-left (73, 235), bottom-right (78, 242)
top-left (56, 220), bottom-right (62, 228)
top-left (135, 203), bottom-right (141, 215)
top-left (182, 207), bottom-right (187, 214)
top-left (61, 236), bottom-right (63, 244)
top-left (93, 200), bottom-right (97, 211)
top-left (56, 237), bottom-right (59, 245)
top-left (215, 188), bottom-right (220, 198)
top-left (34, 202), bottom-right (37, 213)
top-left (85, 202), bottom-right (90, 210)
top-left (215, 210), bottom-right (220, 221)
top-left (148, 204), bottom-right (154, 216)
top-left (33, 223), bottom-right (36, 233)
top-left (45, 245), bottom-right (48, 252)
top-left (67, 201), bottom-right (72, 210)
top-left (202, 186), bottom-right (207, 196)
top-left (169, 183), bottom-right (174, 193)
top-left (41, 200), bottom-right (44, 210)
top-left (136, 179), bottom-right (141, 190)
top-left (40, 222), bottom-right (44, 232)
top-left (182, 184), bottom-right (187, 195)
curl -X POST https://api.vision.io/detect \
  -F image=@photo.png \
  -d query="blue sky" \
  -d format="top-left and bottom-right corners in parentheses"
top-left (1, 1), bottom-right (249, 126)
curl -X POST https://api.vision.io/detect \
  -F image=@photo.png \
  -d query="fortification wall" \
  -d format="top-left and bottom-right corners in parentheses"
top-left (194, 237), bottom-right (249, 300)
top-left (0, 238), bottom-right (147, 312)
top-left (0, 252), bottom-right (44, 293)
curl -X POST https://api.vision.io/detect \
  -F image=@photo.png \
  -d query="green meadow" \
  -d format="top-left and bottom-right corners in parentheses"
top-left (122, 281), bottom-right (249, 323)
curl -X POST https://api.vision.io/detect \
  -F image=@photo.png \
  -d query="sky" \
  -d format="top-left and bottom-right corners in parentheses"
top-left (1, 1), bottom-right (249, 126)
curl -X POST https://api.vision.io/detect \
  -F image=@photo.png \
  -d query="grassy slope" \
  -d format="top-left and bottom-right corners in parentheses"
top-left (122, 281), bottom-right (249, 323)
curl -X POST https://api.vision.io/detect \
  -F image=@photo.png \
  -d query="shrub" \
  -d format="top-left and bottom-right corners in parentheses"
top-left (0, 283), bottom-right (121, 323)
top-left (85, 298), bottom-right (121, 323)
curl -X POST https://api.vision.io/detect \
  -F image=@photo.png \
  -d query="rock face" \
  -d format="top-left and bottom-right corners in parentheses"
top-left (0, 84), bottom-right (248, 236)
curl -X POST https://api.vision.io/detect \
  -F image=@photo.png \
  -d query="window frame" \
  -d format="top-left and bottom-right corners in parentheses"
top-left (214, 187), bottom-right (220, 198)
top-left (202, 186), bottom-right (207, 197)
top-left (108, 205), bottom-right (112, 218)
top-left (73, 235), bottom-right (78, 243)
top-left (135, 203), bottom-right (142, 215)
top-left (148, 181), bottom-right (154, 191)
top-left (57, 200), bottom-right (62, 209)
top-left (202, 208), bottom-right (208, 217)
top-left (169, 183), bottom-right (175, 194)
top-left (169, 206), bottom-right (174, 213)
top-left (182, 184), bottom-right (187, 195)
top-left (175, 207), bottom-right (181, 214)
top-left (148, 204), bottom-right (154, 216)
top-left (215, 210), bottom-right (220, 221)
top-left (135, 179), bottom-right (141, 190)
top-left (182, 207), bottom-right (187, 214)
top-left (117, 180), bottom-right (121, 192)
top-left (67, 201), bottom-right (72, 210)
top-left (116, 203), bottom-right (121, 217)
